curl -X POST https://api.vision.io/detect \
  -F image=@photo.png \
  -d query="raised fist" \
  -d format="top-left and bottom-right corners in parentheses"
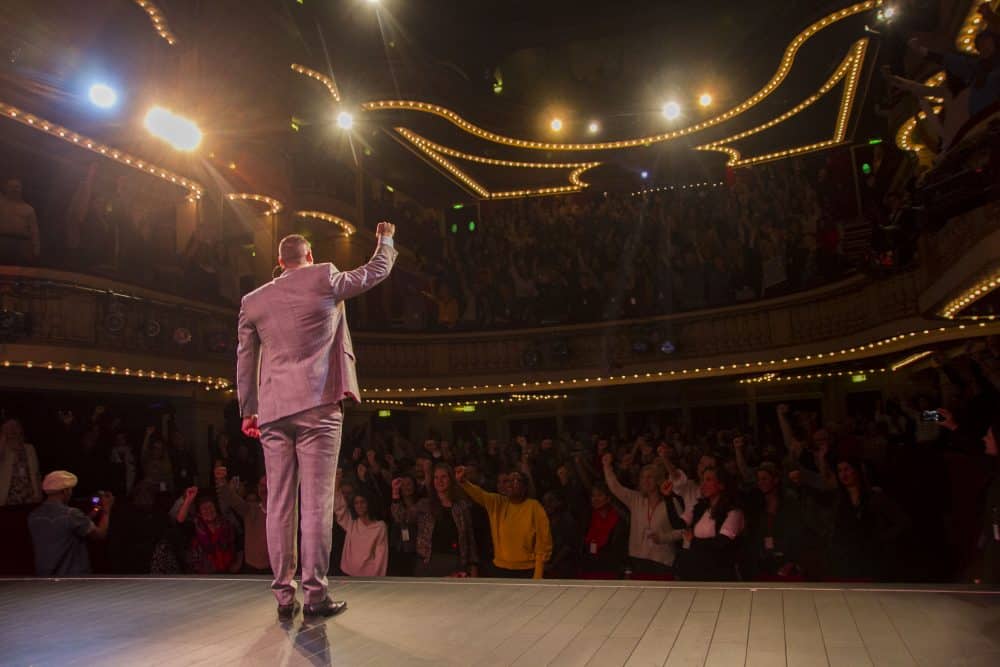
top-left (733, 436), bottom-right (745, 450)
top-left (391, 478), bottom-right (403, 494)
top-left (777, 404), bottom-right (790, 416)
top-left (376, 221), bottom-right (396, 239)
top-left (454, 466), bottom-right (466, 484)
top-left (601, 453), bottom-right (614, 469)
top-left (183, 486), bottom-right (198, 502)
top-left (660, 480), bottom-right (673, 496)
top-left (213, 465), bottom-right (228, 484)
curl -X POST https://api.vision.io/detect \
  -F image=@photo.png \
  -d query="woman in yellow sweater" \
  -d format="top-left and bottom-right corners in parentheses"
top-left (455, 467), bottom-right (552, 578)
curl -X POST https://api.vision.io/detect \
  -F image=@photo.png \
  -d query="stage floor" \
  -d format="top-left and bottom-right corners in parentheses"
top-left (1, 578), bottom-right (999, 666)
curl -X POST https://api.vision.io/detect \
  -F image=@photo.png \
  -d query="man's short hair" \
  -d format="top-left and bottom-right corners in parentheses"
top-left (278, 234), bottom-right (311, 265)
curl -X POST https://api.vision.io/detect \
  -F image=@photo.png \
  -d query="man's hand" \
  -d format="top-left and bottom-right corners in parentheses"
top-left (733, 436), bottom-right (745, 451)
top-left (183, 486), bottom-right (198, 503)
top-left (454, 466), bottom-right (466, 484)
top-left (601, 453), bottom-right (614, 469)
top-left (777, 404), bottom-right (790, 417)
top-left (98, 491), bottom-right (115, 512)
top-left (391, 478), bottom-right (403, 499)
top-left (241, 415), bottom-right (260, 439)
top-left (376, 221), bottom-right (396, 240)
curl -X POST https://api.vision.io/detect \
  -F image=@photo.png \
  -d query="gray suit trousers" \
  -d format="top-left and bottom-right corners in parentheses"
top-left (260, 402), bottom-right (343, 606)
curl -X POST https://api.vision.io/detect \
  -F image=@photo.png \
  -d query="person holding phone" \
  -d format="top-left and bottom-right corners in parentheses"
top-left (28, 471), bottom-right (113, 576)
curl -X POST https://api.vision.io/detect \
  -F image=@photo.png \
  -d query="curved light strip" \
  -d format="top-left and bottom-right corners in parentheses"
top-left (362, 1), bottom-right (881, 151)
top-left (396, 128), bottom-right (598, 199)
top-left (696, 39), bottom-right (867, 167)
top-left (632, 181), bottom-right (725, 197)
top-left (0, 359), bottom-right (230, 389)
top-left (0, 101), bottom-right (204, 200)
top-left (132, 0), bottom-right (177, 45)
top-left (359, 321), bottom-right (996, 397)
top-left (896, 1), bottom-right (988, 153)
top-left (890, 350), bottom-right (934, 371)
top-left (739, 367), bottom-right (888, 384)
top-left (291, 63), bottom-right (341, 103)
top-left (295, 210), bottom-right (357, 235)
top-left (226, 193), bottom-right (283, 215)
top-left (941, 266), bottom-right (1000, 319)
top-left (396, 128), bottom-right (599, 169)
top-left (416, 394), bottom-right (568, 408)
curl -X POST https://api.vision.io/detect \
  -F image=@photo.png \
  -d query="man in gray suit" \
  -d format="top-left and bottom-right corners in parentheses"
top-left (237, 222), bottom-right (397, 620)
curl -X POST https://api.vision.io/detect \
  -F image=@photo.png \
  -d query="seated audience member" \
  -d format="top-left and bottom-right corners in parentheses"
top-left (175, 486), bottom-right (241, 574)
top-left (826, 458), bottom-right (909, 581)
top-left (456, 467), bottom-right (552, 578)
top-left (578, 482), bottom-right (629, 579)
top-left (542, 491), bottom-right (578, 579)
top-left (28, 471), bottom-right (113, 575)
top-left (215, 465), bottom-right (270, 574)
top-left (603, 453), bottom-right (684, 577)
top-left (391, 463), bottom-right (477, 577)
top-left (0, 418), bottom-right (42, 505)
top-left (334, 472), bottom-right (389, 576)
top-left (678, 467), bottom-right (745, 581)
top-left (741, 462), bottom-right (805, 580)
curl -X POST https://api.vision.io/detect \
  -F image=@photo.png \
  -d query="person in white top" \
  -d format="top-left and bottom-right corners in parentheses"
top-left (602, 453), bottom-right (684, 576)
top-left (677, 467), bottom-right (744, 581)
top-left (334, 470), bottom-right (388, 577)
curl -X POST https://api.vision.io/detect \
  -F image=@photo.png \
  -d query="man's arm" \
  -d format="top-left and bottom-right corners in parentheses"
top-left (328, 223), bottom-right (398, 301)
top-left (236, 301), bottom-right (260, 424)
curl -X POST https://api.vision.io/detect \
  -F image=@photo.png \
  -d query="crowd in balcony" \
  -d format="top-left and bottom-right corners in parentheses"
top-left (403, 153), bottom-right (859, 331)
top-left (4, 337), bottom-right (998, 584)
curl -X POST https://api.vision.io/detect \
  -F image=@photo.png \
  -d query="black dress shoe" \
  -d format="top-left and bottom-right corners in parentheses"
top-left (277, 600), bottom-right (300, 621)
top-left (303, 598), bottom-right (347, 618)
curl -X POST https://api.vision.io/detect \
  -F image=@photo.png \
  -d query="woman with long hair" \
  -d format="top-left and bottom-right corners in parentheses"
top-left (825, 457), bottom-right (908, 581)
top-left (0, 418), bottom-right (42, 505)
top-left (678, 467), bottom-right (744, 581)
top-left (334, 476), bottom-right (389, 577)
top-left (393, 463), bottom-right (478, 577)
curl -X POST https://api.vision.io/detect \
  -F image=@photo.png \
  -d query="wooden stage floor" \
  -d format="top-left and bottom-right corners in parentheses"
top-left (1, 577), bottom-right (999, 666)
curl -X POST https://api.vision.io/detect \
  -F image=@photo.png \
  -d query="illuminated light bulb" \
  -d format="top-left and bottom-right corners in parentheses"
top-left (662, 101), bottom-right (681, 120)
top-left (336, 111), bottom-right (354, 130)
top-left (144, 106), bottom-right (202, 151)
top-left (550, 118), bottom-right (563, 132)
top-left (698, 92), bottom-right (713, 107)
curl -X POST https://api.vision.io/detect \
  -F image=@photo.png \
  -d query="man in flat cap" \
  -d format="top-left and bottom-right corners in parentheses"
top-left (27, 471), bottom-right (113, 576)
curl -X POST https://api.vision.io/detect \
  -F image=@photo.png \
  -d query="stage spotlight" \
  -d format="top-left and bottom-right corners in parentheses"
top-left (877, 6), bottom-right (897, 22)
top-left (550, 118), bottom-right (563, 132)
top-left (336, 111), bottom-right (354, 130)
top-left (88, 83), bottom-right (118, 109)
top-left (641, 170), bottom-right (649, 179)
top-left (662, 101), bottom-right (680, 120)
top-left (143, 106), bottom-right (202, 151)
top-left (588, 121), bottom-right (600, 134)
top-left (698, 92), bottom-right (712, 107)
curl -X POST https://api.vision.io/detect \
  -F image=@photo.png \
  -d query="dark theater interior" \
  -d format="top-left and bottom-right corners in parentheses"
top-left (1, 1), bottom-right (999, 665)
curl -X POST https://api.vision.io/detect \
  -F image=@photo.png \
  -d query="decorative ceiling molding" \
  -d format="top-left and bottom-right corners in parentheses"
top-left (131, 0), bottom-right (177, 45)
top-left (395, 127), bottom-right (600, 199)
top-left (361, 1), bottom-right (882, 151)
top-left (695, 38), bottom-right (868, 167)
top-left (896, 0), bottom-right (987, 153)
top-left (226, 192), bottom-right (283, 215)
top-left (291, 63), bottom-right (342, 103)
top-left (296, 210), bottom-right (357, 235)
top-left (0, 101), bottom-right (204, 200)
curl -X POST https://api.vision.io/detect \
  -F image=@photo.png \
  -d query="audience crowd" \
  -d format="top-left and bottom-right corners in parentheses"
top-left (4, 337), bottom-right (998, 585)
top-left (404, 153), bottom-right (859, 331)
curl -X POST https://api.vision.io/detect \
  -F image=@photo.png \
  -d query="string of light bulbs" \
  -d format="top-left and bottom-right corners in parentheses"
top-left (0, 102), bottom-right (204, 201)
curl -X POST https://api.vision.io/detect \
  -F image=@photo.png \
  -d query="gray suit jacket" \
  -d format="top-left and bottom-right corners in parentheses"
top-left (236, 242), bottom-right (397, 425)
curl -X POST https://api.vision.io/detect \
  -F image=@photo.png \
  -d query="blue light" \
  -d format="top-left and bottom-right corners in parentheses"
top-left (88, 83), bottom-right (118, 109)
top-left (641, 171), bottom-right (649, 179)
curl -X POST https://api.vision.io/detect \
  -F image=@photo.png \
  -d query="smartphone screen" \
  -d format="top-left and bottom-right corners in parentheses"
top-left (921, 410), bottom-right (944, 423)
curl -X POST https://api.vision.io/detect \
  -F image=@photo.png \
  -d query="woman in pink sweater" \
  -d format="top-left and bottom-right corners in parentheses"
top-left (334, 483), bottom-right (388, 577)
